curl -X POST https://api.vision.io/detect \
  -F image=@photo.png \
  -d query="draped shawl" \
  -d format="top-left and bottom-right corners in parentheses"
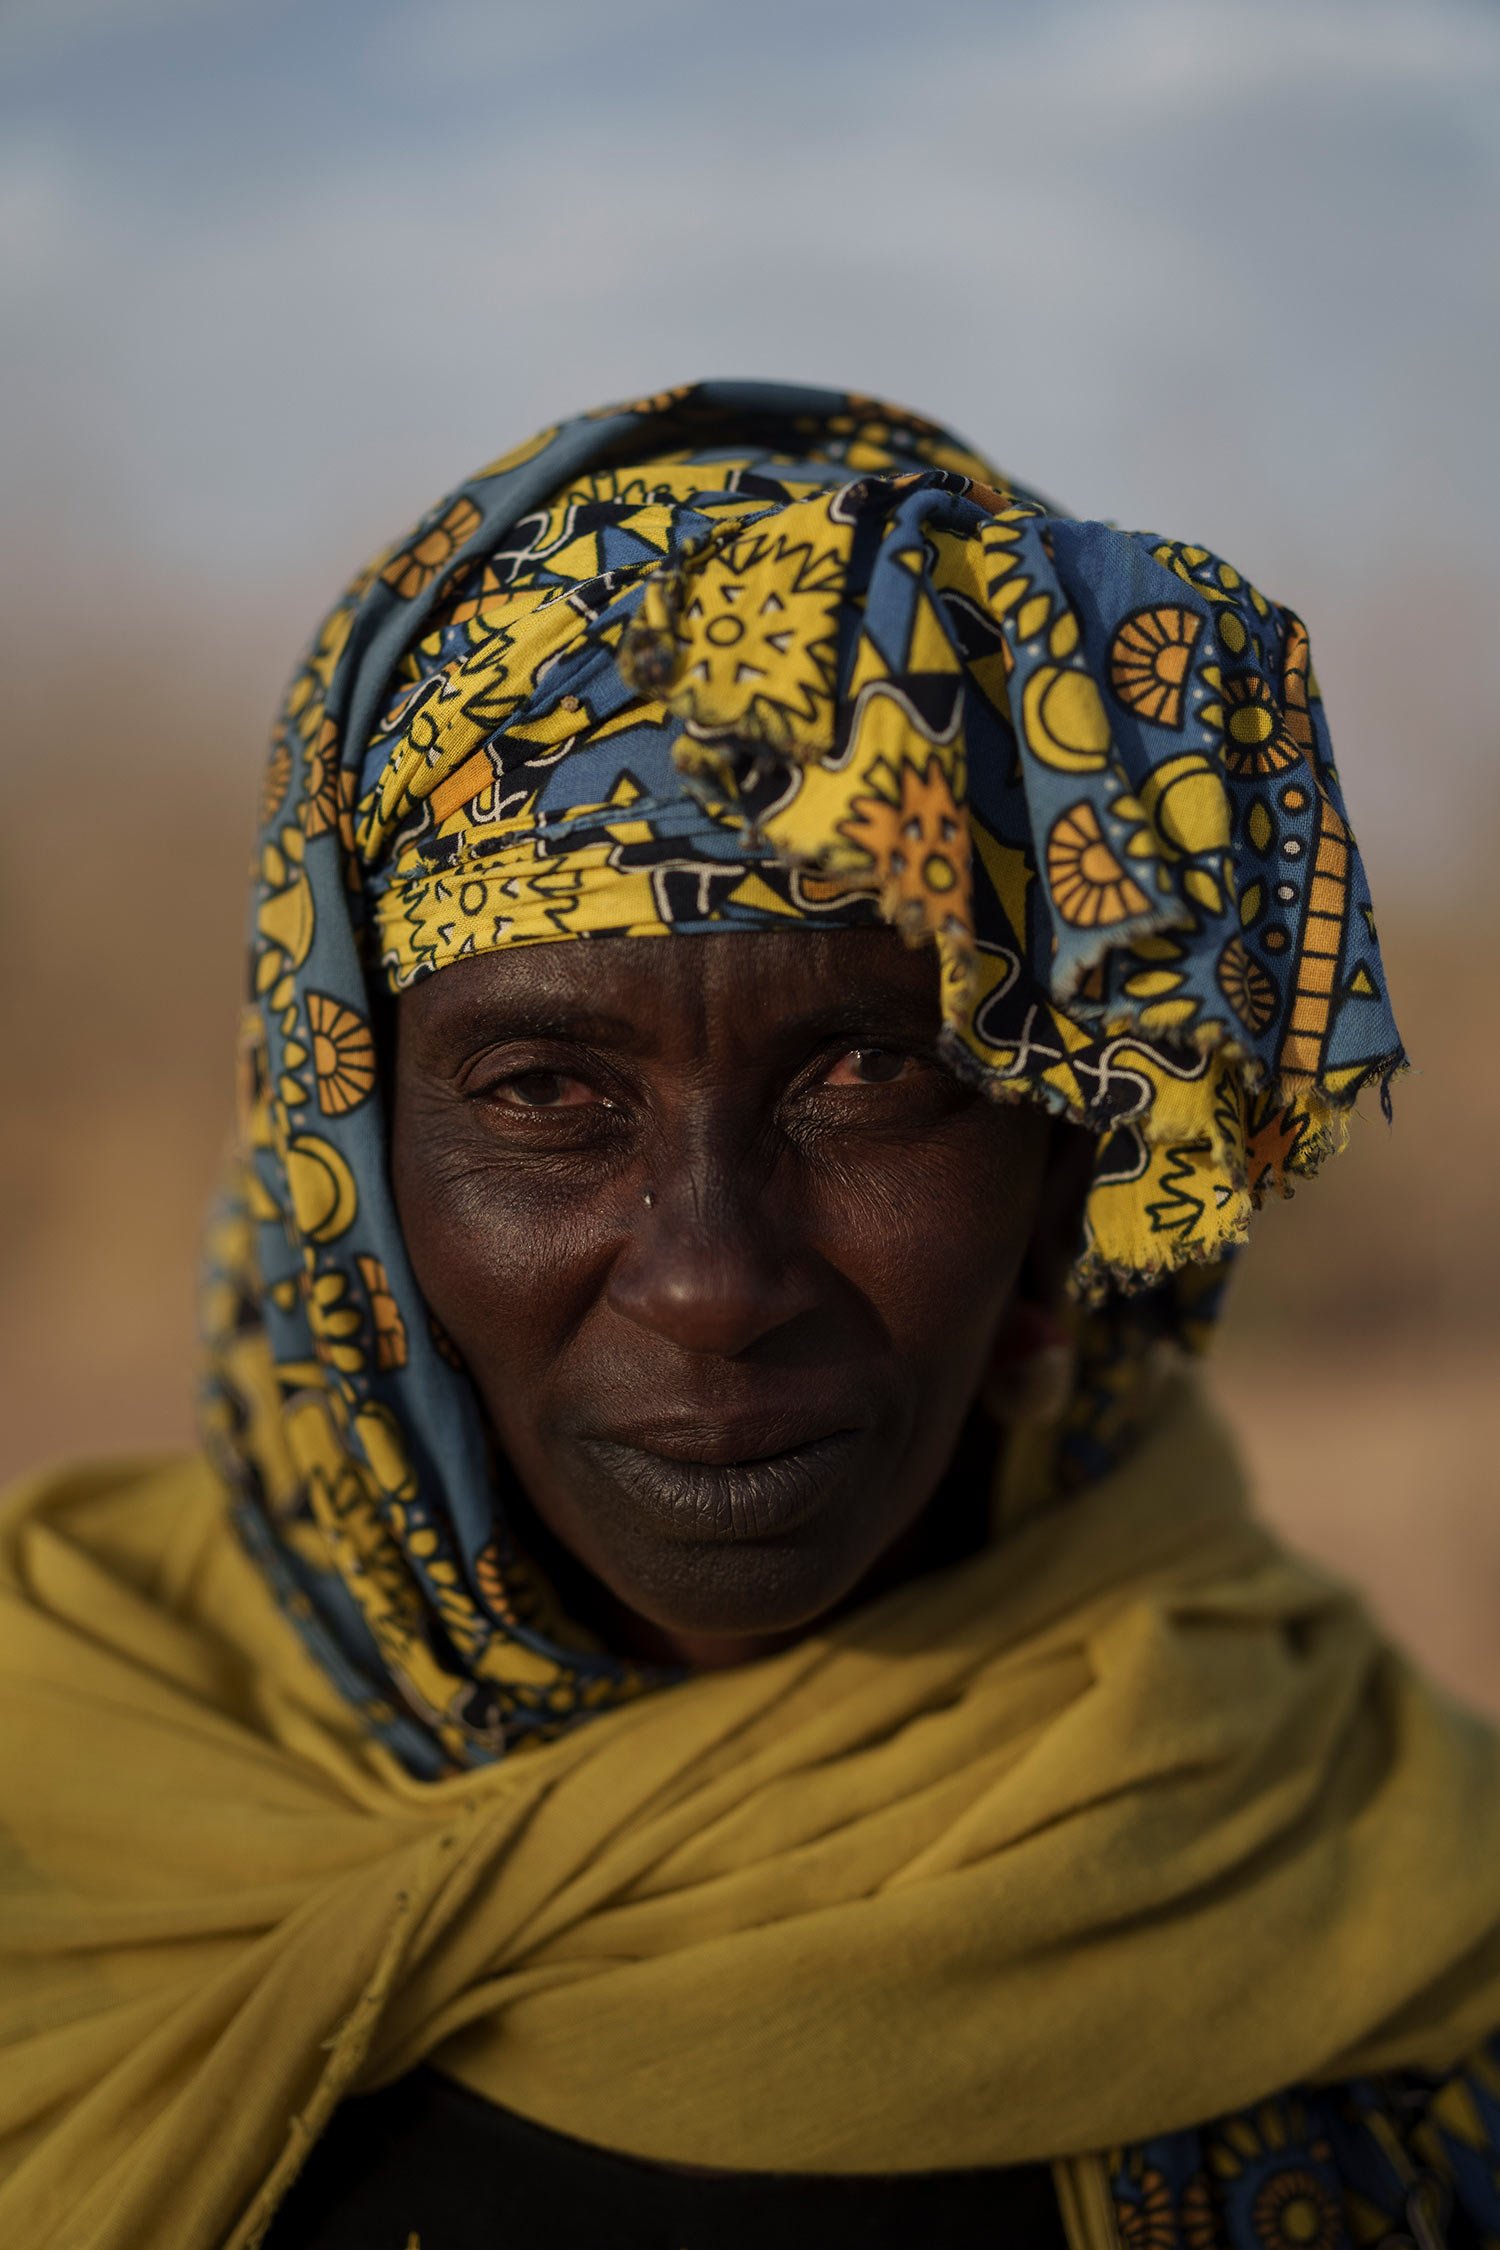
top-left (4, 1383), bottom-right (1500, 2250)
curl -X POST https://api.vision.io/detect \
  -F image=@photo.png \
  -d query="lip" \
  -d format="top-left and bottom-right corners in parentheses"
top-left (577, 1427), bottom-right (864, 1543)
top-left (594, 1407), bottom-right (861, 1467)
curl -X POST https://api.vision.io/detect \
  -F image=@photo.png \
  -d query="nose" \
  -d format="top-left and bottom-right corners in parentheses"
top-left (606, 1152), bottom-right (820, 1358)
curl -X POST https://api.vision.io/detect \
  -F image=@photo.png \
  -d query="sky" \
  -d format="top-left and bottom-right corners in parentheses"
top-left (2, 0), bottom-right (1497, 882)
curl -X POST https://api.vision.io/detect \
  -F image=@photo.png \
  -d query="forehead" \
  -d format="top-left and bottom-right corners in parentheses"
top-left (399, 927), bottom-right (944, 1047)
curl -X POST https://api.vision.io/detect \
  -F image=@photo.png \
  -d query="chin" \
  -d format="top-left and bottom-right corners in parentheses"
top-left (603, 1526), bottom-right (880, 1645)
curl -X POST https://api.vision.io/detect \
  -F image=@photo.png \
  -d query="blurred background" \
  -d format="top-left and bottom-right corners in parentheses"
top-left (2, 0), bottom-right (1496, 1703)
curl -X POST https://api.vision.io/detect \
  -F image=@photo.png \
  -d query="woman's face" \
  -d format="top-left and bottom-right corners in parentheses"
top-left (391, 927), bottom-right (1063, 1666)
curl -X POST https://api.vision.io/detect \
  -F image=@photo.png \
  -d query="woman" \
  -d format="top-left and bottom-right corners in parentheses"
top-left (4, 381), bottom-right (1498, 2250)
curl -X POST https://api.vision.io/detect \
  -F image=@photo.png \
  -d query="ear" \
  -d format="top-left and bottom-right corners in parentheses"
top-left (981, 1119), bottom-right (1094, 1425)
top-left (1022, 1117), bottom-right (1095, 1310)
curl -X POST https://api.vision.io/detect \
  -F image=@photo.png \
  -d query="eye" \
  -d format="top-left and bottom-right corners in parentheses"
top-left (491, 1069), bottom-right (600, 1110)
top-left (821, 1046), bottom-right (915, 1088)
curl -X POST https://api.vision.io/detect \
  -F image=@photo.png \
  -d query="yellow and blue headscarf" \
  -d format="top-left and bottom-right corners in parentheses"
top-left (204, 381), bottom-right (1402, 1773)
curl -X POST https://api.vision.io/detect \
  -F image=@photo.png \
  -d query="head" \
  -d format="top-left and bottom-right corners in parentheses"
top-left (391, 925), bottom-right (1089, 1668)
top-left (207, 380), bottom-right (1402, 1772)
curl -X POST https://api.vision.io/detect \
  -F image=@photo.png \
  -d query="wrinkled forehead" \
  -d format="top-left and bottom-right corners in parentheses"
top-left (392, 921), bottom-right (948, 1063)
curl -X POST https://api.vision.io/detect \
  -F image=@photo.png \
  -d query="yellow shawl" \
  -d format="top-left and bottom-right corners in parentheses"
top-left (3, 1379), bottom-right (1498, 2250)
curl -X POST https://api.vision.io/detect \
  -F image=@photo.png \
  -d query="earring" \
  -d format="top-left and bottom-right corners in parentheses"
top-left (981, 1301), bottom-right (1077, 1426)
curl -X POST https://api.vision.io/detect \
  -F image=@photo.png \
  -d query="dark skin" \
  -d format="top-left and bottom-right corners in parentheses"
top-left (391, 928), bottom-right (1087, 1671)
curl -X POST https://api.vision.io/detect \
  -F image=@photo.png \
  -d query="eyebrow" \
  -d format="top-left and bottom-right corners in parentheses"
top-left (443, 1005), bottom-right (644, 1051)
top-left (756, 993), bottom-right (943, 1045)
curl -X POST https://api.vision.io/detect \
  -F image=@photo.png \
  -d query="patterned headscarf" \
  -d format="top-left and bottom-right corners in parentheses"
top-left (203, 381), bottom-right (1402, 1774)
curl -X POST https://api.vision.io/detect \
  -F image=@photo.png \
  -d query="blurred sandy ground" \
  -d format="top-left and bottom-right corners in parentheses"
top-left (1, 563), bottom-right (1496, 1714)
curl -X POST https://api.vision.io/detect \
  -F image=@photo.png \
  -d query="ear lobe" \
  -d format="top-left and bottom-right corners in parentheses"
top-left (981, 1296), bottom-right (1077, 1425)
top-left (1026, 1117), bottom-right (1096, 1306)
top-left (981, 1119), bottom-right (1093, 1426)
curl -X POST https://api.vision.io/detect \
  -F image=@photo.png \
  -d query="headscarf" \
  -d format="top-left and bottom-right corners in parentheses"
top-left (203, 381), bottom-right (1403, 1773)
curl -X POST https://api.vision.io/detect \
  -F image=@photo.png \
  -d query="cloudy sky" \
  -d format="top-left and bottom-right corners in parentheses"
top-left (3, 0), bottom-right (1496, 879)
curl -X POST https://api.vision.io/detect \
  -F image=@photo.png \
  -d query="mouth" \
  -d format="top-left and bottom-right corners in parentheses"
top-left (577, 1426), bottom-right (865, 1543)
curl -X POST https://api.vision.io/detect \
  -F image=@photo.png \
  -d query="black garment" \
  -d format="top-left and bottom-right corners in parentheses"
top-left (264, 2066), bottom-right (1070, 2250)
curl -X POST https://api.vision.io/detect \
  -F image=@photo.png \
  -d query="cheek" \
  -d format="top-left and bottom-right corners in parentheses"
top-left (808, 1121), bottom-right (1047, 1375)
top-left (390, 1102), bottom-right (619, 1371)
